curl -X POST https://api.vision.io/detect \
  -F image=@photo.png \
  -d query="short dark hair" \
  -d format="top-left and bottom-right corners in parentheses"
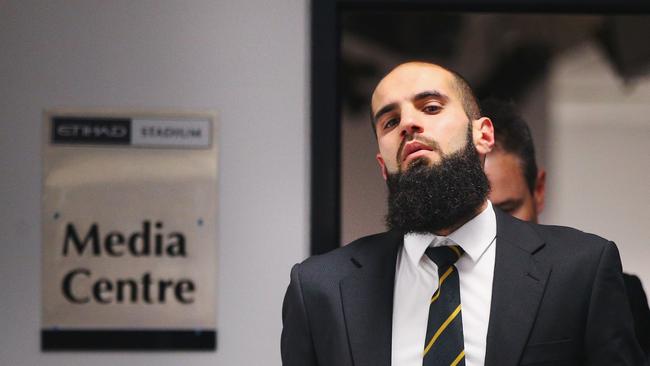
top-left (480, 98), bottom-right (538, 193)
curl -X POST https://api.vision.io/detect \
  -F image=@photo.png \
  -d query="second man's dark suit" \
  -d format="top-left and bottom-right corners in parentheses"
top-left (281, 209), bottom-right (645, 366)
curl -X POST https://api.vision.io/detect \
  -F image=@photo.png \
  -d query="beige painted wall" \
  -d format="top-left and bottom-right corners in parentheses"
top-left (0, 1), bottom-right (308, 365)
top-left (545, 42), bottom-right (650, 283)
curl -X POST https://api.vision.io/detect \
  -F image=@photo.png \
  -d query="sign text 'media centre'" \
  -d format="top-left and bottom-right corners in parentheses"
top-left (62, 221), bottom-right (195, 305)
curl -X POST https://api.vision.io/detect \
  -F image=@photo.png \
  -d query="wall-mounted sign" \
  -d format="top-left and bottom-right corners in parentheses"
top-left (41, 110), bottom-right (218, 351)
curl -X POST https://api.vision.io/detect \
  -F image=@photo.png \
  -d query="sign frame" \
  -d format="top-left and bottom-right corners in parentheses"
top-left (41, 109), bottom-right (219, 351)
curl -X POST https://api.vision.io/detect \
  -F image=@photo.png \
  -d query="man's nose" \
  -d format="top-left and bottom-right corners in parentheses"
top-left (400, 113), bottom-right (424, 138)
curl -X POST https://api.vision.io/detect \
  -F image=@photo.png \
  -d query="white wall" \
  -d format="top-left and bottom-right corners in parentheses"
top-left (0, 1), bottom-right (309, 365)
top-left (545, 42), bottom-right (650, 284)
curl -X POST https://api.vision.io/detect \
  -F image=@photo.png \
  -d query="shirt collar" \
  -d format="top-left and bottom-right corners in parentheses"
top-left (403, 201), bottom-right (497, 266)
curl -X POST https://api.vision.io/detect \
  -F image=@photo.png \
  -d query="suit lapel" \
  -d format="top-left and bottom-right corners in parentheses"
top-left (485, 209), bottom-right (551, 366)
top-left (340, 231), bottom-right (402, 366)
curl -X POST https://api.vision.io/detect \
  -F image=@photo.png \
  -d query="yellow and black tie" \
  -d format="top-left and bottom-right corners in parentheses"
top-left (423, 243), bottom-right (465, 366)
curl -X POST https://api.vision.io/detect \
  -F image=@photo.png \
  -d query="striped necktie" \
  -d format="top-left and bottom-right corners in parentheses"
top-left (423, 242), bottom-right (465, 366)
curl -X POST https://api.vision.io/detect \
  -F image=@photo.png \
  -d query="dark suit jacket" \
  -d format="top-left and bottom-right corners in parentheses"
top-left (281, 209), bottom-right (646, 366)
top-left (624, 273), bottom-right (650, 356)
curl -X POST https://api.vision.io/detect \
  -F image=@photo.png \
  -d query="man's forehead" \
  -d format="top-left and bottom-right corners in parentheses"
top-left (371, 63), bottom-right (456, 111)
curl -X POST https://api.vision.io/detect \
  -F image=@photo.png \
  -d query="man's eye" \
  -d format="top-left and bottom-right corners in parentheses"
top-left (423, 105), bottom-right (441, 113)
top-left (497, 201), bottom-right (522, 213)
top-left (383, 118), bottom-right (398, 129)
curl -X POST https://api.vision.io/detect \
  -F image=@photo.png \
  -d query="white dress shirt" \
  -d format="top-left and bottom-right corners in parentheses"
top-left (392, 201), bottom-right (497, 366)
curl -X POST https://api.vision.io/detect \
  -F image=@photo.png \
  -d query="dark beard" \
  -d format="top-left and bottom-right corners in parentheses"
top-left (385, 131), bottom-right (490, 234)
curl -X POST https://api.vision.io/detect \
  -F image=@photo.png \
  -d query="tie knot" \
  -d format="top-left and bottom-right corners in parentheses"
top-left (425, 245), bottom-right (464, 268)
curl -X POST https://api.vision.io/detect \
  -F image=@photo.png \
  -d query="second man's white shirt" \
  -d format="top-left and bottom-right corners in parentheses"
top-left (391, 201), bottom-right (497, 366)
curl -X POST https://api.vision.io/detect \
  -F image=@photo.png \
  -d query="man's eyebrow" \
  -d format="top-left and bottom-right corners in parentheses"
top-left (413, 90), bottom-right (449, 103)
top-left (373, 103), bottom-right (397, 124)
top-left (372, 91), bottom-right (448, 124)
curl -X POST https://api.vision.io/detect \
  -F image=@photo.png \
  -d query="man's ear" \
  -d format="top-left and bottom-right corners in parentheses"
top-left (534, 169), bottom-right (546, 214)
top-left (472, 117), bottom-right (495, 156)
top-left (376, 153), bottom-right (388, 181)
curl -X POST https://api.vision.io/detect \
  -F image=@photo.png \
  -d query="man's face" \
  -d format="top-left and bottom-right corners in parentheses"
top-left (371, 63), bottom-right (480, 176)
top-left (484, 149), bottom-right (539, 222)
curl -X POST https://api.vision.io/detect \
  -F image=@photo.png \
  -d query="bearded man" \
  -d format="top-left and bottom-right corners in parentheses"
top-left (281, 62), bottom-right (644, 366)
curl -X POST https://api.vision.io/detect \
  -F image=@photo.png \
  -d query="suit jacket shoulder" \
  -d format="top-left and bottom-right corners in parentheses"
top-left (295, 230), bottom-right (401, 283)
top-left (489, 210), bottom-right (646, 366)
top-left (281, 231), bottom-right (402, 366)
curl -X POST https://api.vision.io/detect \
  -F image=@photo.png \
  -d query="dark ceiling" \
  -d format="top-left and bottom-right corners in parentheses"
top-left (341, 12), bottom-right (650, 115)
